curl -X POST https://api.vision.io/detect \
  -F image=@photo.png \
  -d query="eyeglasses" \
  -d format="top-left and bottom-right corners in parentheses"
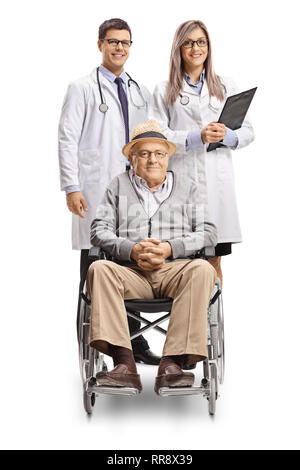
top-left (132, 150), bottom-right (168, 160)
top-left (182, 39), bottom-right (208, 49)
top-left (100, 38), bottom-right (133, 48)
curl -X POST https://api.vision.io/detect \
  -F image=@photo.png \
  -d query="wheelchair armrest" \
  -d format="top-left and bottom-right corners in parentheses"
top-left (88, 246), bottom-right (107, 260)
top-left (195, 246), bottom-right (215, 259)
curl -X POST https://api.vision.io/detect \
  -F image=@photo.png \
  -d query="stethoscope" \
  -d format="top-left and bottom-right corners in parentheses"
top-left (96, 66), bottom-right (146, 113)
top-left (179, 94), bottom-right (190, 105)
top-left (179, 86), bottom-right (226, 107)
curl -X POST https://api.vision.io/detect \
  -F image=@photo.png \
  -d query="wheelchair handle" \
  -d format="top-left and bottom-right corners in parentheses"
top-left (88, 246), bottom-right (106, 260)
top-left (196, 246), bottom-right (215, 259)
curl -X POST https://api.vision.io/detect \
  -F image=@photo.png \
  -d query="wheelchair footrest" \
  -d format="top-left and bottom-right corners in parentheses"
top-left (158, 385), bottom-right (207, 397)
top-left (88, 384), bottom-right (140, 396)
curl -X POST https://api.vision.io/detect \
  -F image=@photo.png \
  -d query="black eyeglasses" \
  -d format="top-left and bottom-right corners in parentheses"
top-left (182, 39), bottom-right (208, 49)
top-left (100, 38), bottom-right (133, 48)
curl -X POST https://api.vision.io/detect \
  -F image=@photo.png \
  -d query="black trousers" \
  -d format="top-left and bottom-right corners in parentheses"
top-left (77, 249), bottom-right (149, 351)
top-left (214, 243), bottom-right (232, 257)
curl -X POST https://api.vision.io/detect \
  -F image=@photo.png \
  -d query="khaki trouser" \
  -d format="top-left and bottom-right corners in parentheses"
top-left (86, 259), bottom-right (216, 366)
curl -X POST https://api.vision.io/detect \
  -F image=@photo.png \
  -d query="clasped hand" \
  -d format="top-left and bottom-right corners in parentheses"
top-left (201, 122), bottom-right (226, 144)
top-left (131, 238), bottom-right (172, 271)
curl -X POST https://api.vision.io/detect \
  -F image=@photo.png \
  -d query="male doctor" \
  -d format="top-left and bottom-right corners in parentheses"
top-left (58, 18), bottom-right (159, 365)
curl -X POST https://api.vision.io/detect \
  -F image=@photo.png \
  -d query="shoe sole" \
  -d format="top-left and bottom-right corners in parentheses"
top-left (96, 372), bottom-right (143, 392)
top-left (154, 374), bottom-right (194, 394)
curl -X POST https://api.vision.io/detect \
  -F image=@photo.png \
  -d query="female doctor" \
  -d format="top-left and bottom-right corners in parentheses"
top-left (150, 20), bottom-right (254, 285)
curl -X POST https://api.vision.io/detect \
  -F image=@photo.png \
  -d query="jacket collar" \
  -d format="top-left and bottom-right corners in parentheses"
top-left (90, 67), bottom-right (123, 104)
top-left (90, 67), bottom-right (127, 89)
top-left (181, 76), bottom-right (226, 110)
top-left (99, 65), bottom-right (128, 86)
top-left (182, 77), bottom-right (209, 97)
top-left (184, 69), bottom-right (205, 88)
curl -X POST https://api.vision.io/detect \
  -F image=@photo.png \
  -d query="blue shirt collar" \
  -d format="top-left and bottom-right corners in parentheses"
top-left (184, 69), bottom-right (205, 87)
top-left (99, 64), bottom-right (128, 85)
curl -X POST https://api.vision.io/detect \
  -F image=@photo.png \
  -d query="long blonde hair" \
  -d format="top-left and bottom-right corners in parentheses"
top-left (165, 20), bottom-right (225, 106)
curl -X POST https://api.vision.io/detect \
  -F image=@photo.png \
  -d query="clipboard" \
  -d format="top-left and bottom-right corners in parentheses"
top-left (207, 87), bottom-right (257, 152)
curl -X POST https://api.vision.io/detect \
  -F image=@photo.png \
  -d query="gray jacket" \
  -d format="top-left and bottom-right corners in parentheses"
top-left (90, 171), bottom-right (217, 264)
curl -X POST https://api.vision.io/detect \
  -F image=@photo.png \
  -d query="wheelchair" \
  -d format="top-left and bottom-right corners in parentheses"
top-left (77, 246), bottom-right (225, 416)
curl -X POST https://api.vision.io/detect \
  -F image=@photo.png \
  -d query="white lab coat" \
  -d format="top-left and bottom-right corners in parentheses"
top-left (150, 77), bottom-right (254, 244)
top-left (58, 68), bottom-right (150, 249)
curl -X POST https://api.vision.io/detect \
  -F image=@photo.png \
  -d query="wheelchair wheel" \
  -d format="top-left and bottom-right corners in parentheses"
top-left (78, 297), bottom-right (90, 384)
top-left (208, 363), bottom-right (217, 415)
top-left (81, 326), bottom-right (98, 415)
top-left (217, 292), bottom-right (225, 384)
top-left (209, 320), bottom-right (219, 400)
top-left (83, 388), bottom-right (95, 415)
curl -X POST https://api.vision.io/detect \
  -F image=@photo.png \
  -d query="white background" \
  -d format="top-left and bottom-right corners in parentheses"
top-left (0, 0), bottom-right (299, 450)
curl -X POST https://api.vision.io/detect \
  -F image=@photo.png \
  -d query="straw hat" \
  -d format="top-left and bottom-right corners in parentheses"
top-left (122, 120), bottom-right (177, 158)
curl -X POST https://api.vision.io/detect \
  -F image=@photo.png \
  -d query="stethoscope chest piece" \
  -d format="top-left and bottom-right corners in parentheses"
top-left (180, 94), bottom-right (190, 105)
top-left (99, 103), bottom-right (108, 113)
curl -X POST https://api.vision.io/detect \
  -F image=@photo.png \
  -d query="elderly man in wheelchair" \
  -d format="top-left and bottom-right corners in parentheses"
top-left (83, 119), bottom-right (221, 403)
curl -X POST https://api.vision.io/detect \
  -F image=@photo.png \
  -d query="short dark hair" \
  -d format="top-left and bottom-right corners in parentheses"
top-left (98, 18), bottom-right (132, 41)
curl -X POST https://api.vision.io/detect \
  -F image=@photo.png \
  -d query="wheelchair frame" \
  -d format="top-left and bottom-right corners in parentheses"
top-left (78, 247), bottom-right (225, 416)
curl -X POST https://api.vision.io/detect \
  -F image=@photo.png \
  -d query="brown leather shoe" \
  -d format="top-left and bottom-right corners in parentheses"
top-left (154, 364), bottom-right (194, 394)
top-left (96, 364), bottom-right (143, 392)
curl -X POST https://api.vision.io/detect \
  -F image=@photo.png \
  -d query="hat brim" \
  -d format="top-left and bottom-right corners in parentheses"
top-left (122, 137), bottom-right (177, 158)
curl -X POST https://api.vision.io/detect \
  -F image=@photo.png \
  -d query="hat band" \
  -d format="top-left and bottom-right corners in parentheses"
top-left (132, 131), bottom-right (167, 141)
